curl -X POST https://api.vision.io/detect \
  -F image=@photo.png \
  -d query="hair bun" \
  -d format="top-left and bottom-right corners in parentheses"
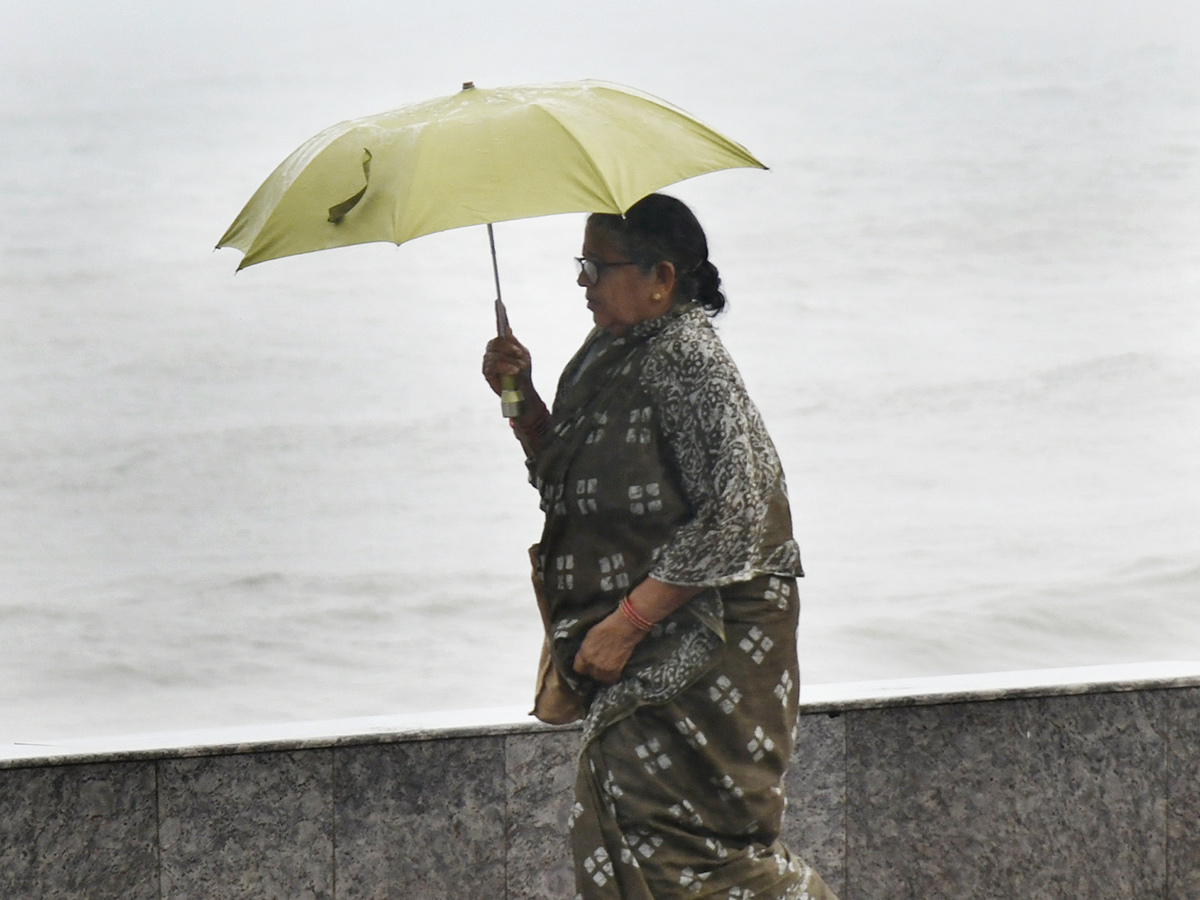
top-left (692, 260), bottom-right (724, 314)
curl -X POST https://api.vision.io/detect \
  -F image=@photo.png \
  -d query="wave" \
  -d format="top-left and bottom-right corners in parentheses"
top-left (805, 554), bottom-right (1200, 684)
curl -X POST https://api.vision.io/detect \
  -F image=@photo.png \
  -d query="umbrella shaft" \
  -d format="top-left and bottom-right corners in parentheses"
top-left (489, 223), bottom-right (522, 418)
top-left (487, 223), bottom-right (502, 304)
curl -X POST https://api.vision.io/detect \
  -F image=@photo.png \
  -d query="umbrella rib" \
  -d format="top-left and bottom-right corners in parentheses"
top-left (525, 102), bottom-right (623, 213)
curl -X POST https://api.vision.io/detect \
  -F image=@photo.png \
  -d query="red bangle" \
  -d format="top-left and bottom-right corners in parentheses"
top-left (619, 595), bottom-right (655, 632)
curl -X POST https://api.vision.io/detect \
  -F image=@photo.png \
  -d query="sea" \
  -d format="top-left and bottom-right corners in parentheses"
top-left (1, 0), bottom-right (1198, 744)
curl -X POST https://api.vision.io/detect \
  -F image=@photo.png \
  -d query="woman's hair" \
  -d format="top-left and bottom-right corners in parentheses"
top-left (588, 193), bottom-right (725, 315)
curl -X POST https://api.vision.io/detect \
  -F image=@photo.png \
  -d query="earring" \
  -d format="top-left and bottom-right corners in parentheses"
top-left (652, 293), bottom-right (662, 301)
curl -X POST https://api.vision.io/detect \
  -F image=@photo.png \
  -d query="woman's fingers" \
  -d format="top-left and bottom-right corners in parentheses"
top-left (572, 614), bottom-right (641, 683)
top-left (483, 337), bottom-right (530, 371)
top-left (487, 334), bottom-right (526, 354)
top-left (482, 336), bottom-right (533, 394)
top-left (573, 652), bottom-right (621, 684)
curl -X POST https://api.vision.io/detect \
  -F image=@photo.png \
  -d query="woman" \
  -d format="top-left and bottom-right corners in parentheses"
top-left (483, 194), bottom-right (837, 900)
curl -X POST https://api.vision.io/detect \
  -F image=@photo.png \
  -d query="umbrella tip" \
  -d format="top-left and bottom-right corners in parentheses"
top-left (462, 81), bottom-right (475, 91)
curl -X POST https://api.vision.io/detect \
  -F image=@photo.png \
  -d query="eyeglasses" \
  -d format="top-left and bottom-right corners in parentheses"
top-left (574, 256), bottom-right (638, 286)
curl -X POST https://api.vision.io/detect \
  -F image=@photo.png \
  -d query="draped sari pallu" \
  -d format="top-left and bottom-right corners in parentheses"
top-left (524, 306), bottom-right (838, 900)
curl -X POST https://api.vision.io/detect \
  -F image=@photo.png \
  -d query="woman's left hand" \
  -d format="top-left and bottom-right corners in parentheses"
top-left (572, 581), bottom-right (704, 683)
top-left (572, 613), bottom-right (645, 684)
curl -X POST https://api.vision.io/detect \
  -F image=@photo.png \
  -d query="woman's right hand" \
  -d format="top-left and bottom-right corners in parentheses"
top-left (482, 333), bottom-right (533, 397)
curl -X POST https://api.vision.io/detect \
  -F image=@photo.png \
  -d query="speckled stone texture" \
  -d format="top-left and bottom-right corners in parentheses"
top-left (0, 761), bottom-right (157, 900)
top-left (1166, 686), bottom-right (1200, 898)
top-left (334, 735), bottom-right (506, 900)
top-left (505, 728), bottom-right (578, 900)
top-left (784, 711), bottom-right (846, 897)
top-left (158, 750), bottom-right (333, 900)
top-left (8, 678), bottom-right (1200, 900)
top-left (845, 690), bottom-right (1169, 900)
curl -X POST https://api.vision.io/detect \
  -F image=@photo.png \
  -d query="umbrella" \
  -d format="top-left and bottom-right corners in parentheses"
top-left (217, 79), bottom-right (767, 412)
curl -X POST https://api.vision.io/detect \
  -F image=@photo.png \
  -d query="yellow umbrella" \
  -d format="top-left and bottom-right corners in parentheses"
top-left (217, 79), bottom-right (766, 413)
top-left (218, 79), bottom-right (765, 270)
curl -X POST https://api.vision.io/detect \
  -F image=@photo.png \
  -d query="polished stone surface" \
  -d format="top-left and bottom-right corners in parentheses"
top-left (159, 750), bottom-right (333, 900)
top-left (334, 735), bottom-right (506, 900)
top-left (1166, 686), bottom-right (1200, 899)
top-left (0, 761), bottom-right (157, 900)
top-left (845, 690), bottom-right (1168, 899)
top-left (505, 728), bottom-right (578, 900)
top-left (784, 712), bottom-right (846, 898)
top-left (6, 664), bottom-right (1200, 900)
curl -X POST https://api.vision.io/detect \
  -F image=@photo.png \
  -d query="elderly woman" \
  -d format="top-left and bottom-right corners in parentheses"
top-left (483, 194), bottom-right (837, 900)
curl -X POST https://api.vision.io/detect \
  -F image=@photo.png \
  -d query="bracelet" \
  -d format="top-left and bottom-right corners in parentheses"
top-left (619, 595), bottom-right (655, 632)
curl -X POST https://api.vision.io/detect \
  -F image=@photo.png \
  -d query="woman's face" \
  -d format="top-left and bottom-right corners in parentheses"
top-left (578, 221), bottom-right (673, 337)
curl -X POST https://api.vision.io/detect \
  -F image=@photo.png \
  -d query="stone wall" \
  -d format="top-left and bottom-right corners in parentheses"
top-left (3, 663), bottom-right (1198, 899)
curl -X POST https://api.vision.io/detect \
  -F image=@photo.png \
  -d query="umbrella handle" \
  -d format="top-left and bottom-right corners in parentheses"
top-left (490, 224), bottom-right (524, 418)
top-left (499, 374), bottom-right (523, 418)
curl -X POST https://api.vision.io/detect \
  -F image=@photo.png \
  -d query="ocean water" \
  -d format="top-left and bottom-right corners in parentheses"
top-left (1, 1), bottom-right (1198, 743)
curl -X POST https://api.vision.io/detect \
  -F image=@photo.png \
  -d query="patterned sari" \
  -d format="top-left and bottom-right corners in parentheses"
top-left (528, 305), bottom-right (837, 900)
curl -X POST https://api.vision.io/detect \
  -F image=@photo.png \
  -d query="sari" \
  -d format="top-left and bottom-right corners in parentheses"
top-left (528, 305), bottom-right (838, 900)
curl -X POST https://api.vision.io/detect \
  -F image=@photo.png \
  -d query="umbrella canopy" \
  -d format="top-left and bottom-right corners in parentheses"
top-left (217, 79), bottom-right (766, 270)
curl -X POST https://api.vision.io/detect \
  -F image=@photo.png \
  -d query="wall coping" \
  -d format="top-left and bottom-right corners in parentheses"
top-left (798, 659), bottom-right (1200, 713)
top-left (4, 661), bottom-right (1199, 771)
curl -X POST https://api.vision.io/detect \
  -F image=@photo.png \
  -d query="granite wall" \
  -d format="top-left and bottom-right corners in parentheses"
top-left (3, 679), bottom-right (1198, 899)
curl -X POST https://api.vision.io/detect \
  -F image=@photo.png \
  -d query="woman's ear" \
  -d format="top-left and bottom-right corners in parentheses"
top-left (654, 261), bottom-right (677, 300)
